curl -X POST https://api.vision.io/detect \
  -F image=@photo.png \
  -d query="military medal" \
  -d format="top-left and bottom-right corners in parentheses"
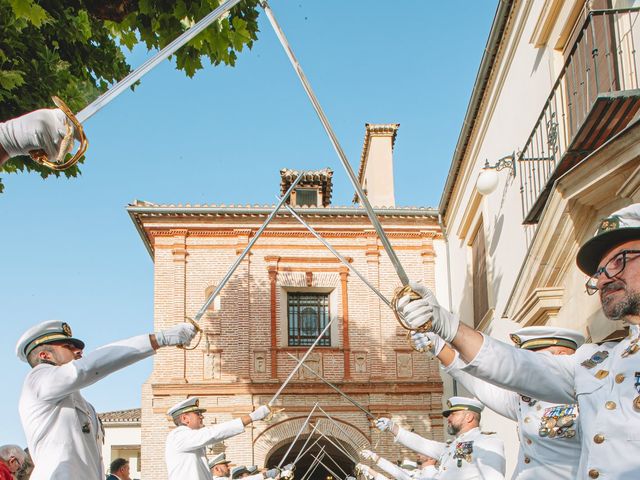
top-left (581, 351), bottom-right (609, 369)
top-left (539, 405), bottom-right (577, 439)
top-left (454, 441), bottom-right (473, 468)
top-left (622, 337), bottom-right (640, 358)
top-left (634, 372), bottom-right (640, 411)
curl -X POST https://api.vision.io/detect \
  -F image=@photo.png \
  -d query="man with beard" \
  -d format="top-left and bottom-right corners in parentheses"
top-left (209, 453), bottom-right (231, 480)
top-left (420, 326), bottom-right (584, 479)
top-left (374, 397), bottom-right (505, 479)
top-left (402, 203), bottom-right (640, 479)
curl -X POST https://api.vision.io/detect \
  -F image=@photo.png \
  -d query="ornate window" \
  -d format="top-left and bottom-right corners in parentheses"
top-left (287, 292), bottom-right (330, 346)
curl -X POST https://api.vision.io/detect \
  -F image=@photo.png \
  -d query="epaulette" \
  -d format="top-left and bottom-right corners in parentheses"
top-left (481, 431), bottom-right (497, 435)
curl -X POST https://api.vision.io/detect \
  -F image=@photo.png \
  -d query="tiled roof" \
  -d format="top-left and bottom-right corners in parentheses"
top-left (280, 168), bottom-right (334, 206)
top-left (98, 408), bottom-right (141, 424)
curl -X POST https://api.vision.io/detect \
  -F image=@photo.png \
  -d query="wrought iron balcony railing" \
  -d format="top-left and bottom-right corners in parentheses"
top-left (519, 7), bottom-right (640, 224)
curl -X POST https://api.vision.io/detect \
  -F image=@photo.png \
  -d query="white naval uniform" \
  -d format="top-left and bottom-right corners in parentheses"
top-left (395, 426), bottom-right (505, 479)
top-left (375, 457), bottom-right (414, 480)
top-left (444, 353), bottom-right (580, 479)
top-left (463, 325), bottom-right (640, 479)
top-left (19, 334), bottom-right (155, 480)
top-left (212, 476), bottom-right (230, 480)
top-left (165, 418), bottom-right (245, 480)
top-left (418, 465), bottom-right (438, 478)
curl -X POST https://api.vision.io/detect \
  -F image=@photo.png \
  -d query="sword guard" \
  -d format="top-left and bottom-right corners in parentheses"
top-left (177, 317), bottom-right (203, 351)
top-left (264, 407), bottom-right (284, 422)
top-left (391, 284), bottom-right (424, 331)
top-left (28, 96), bottom-right (87, 171)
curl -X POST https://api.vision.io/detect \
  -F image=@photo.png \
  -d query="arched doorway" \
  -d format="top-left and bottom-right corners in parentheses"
top-left (267, 434), bottom-right (355, 480)
top-left (254, 416), bottom-right (367, 480)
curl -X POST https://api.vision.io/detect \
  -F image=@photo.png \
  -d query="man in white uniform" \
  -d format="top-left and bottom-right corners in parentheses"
top-left (374, 397), bottom-right (505, 479)
top-left (210, 453), bottom-right (232, 480)
top-left (421, 327), bottom-right (583, 479)
top-left (359, 451), bottom-right (418, 480)
top-left (164, 397), bottom-right (271, 480)
top-left (416, 454), bottom-right (439, 478)
top-left (356, 464), bottom-right (390, 480)
top-left (16, 319), bottom-right (196, 480)
top-left (400, 203), bottom-right (640, 479)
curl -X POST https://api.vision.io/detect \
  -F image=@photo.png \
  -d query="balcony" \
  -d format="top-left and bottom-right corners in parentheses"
top-left (519, 7), bottom-right (640, 224)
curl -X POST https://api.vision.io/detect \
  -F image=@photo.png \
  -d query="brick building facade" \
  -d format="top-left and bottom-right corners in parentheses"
top-left (127, 125), bottom-right (444, 479)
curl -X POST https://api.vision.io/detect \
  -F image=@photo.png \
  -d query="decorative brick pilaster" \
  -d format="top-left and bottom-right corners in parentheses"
top-left (340, 267), bottom-right (351, 379)
top-left (268, 265), bottom-right (279, 379)
top-left (171, 229), bottom-right (188, 382)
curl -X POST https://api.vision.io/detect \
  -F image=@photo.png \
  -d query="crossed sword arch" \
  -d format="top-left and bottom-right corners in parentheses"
top-left (39, 1), bottom-right (431, 477)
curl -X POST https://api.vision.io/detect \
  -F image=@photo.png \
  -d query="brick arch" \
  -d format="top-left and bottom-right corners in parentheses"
top-left (253, 415), bottom-right (368, 466)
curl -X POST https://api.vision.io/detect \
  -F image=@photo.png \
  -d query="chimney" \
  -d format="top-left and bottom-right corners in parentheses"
top-left (353, 123), bottom-right (399, 207)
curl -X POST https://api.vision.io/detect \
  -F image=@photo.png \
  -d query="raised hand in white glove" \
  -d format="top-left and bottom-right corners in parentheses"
top-left (356, 464), bottom-right (373, 479)
top-left (155, 323), bottom-right (197, 347)
top-left (249, 405), bottom-right (271, 422)
top-left (0, 109), bottom-right (73, 164)
top-left (374, 417), bottom-right (394, 433)
top-left (397, 281), bottom-right (460, 342)
top-left (280, 468), bottom-right (294, 479)
top-left (360, 449), bottom-right (379, 462)
top-left (412, 332), bottom-right (445, 356)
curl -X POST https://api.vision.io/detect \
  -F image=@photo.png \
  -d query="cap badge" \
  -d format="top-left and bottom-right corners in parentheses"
top-left (597, 215), bottom-right (620, 235)
top-left (510, 334), bottom-right (522, 346)
top-left (62, 323), bottom-right (72, 337)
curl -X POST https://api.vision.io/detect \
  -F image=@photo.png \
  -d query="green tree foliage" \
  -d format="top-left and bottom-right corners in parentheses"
top-left (0, 0), bottom-right (260, 192)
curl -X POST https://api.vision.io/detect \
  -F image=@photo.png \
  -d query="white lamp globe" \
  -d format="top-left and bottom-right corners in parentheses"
top-left (476, 168), bottom-right (499, 195)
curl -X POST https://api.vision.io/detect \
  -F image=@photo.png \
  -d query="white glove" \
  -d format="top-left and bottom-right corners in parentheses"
top-left (249, 405), bottom-right (271, 422)
top-left (397, 281), bottom-right (460, 342)
top-left (155, 323), bottom-right (197, 347)
top-left (374, 418), bottom-right (394, 433)
top-left (360, 449), bottom-right (379, 462)
top-left (412, 332), bottom-right (445, 356)
top-left (0, 108), bottom-right (73, 163)
top-left (280, 468), bottom-right (294, 479)
top-left (356, 464), bottom-right (373, 479)
top-left (265, 468), bottom-right (279, 478)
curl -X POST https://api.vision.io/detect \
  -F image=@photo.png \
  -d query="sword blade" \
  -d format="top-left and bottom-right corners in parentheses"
top-left (316, 405), bottom-right (368, 451)
top-left (309, 427), bottom-right (359, 464)
top-left (268, 318), bottom-right (334, 407)
top-left (260, 0), bottom-right (409, 286)
top-left (300, 450), bottom-right (325, 480)
top-left (193, 172), bottom-right (304, 322)
top-left (76, 0), bottom-right (244, 123)
top-left (311, 453), bottom-right (346, 480)
top-left (285, 352), bottom-right (375, 420)
top-left (294, 428), bottom-right (321, 465)
top-left (278, 403), bottom-right (318, 468)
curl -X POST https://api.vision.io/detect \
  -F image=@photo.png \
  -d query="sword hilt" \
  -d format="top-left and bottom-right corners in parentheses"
top-left (177, 317), bottom-right (203, 350)
top-left (28, 96), bottom-right (87, 171)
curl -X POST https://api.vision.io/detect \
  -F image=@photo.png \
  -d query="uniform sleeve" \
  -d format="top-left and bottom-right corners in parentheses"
top-left (244, 473), bottom-right (265, 480)
top-left (170, 418), bottom-right (245, 452)
top-left (375, 457), bottom-right (412, 480)
top-left (394, 427), bottom-right (447, 460)
top-left (31, 334), bottom-right (155, 402)
top-left (443, 352), bottom-right (519, 421)
top-left (474, 436), bottom-right (506, 480)
top-left (462, 334), bottom-right (577, 404)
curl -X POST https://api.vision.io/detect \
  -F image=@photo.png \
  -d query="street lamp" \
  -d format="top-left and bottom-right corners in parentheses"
top-left (476, 153), bottom-right (516, 195)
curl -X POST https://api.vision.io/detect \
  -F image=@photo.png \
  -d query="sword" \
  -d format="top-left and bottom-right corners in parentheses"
top-left (178, 172), bottom-right (304, 351)
top-left (316, 405), bottom-right (368, 451)
top-left (285, 353), bottom-right (375, 420)
top-left (30, 0), bottom-right (245, 170)
top-left (310, 453), bottom-right (346, 480)
top-left (281, 207), bottom-right (430, 353)
top-left (277, 403), bottom-right (318, 468)
top-left (268, 318), bottom-right (334, 407)
top-left (260, 1), bottom-right (426, 334)
top-left (293, 429), bottom-right (321, 465)
top-left (307, 425), bottom-right (360, 464)
top-left (299, 449), bottom-right (325, 480)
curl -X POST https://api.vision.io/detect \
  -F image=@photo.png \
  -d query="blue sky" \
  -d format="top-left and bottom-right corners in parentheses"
top-left (0, 1), bottom-right (497, 445)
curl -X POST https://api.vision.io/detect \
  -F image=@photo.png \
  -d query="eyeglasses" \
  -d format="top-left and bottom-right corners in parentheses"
top-left (586, 249), bottom-right (640, 295)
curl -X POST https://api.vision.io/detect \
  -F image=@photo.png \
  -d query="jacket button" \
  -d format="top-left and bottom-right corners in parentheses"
top-left (615, 373), bottom-right (625, 383)
top-left (605, 401), bottom-right (616, 410)
top-left (594, 434), bottom-right (605, 444)
top-left (524, 456), bottom-right (530, 464)
top-left (526, 438), bottom-right (532, 445)
top-left (588, 469), bottom-right (600, 478)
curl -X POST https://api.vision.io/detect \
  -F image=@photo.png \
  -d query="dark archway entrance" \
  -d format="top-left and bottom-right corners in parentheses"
top-left (266, 434), bottom-right (356, 480)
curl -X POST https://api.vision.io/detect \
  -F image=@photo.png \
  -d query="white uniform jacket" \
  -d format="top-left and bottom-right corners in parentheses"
top-left (375, 457), bottom-right (413, 480)
top-left (165, 418), bottom-right (245, 480)
top-left (395, 426), bottom-right (505, 479)
top-left (418, 465), bottom-right (438, 479)
top-left (19, 334), bottom-right (155, 480)
top-left (444, 353), bottom-right (580, 479)
top-left (212, 476), bottom-right (230, 480)
top-left (463, 325), bottom-right (640, 480)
